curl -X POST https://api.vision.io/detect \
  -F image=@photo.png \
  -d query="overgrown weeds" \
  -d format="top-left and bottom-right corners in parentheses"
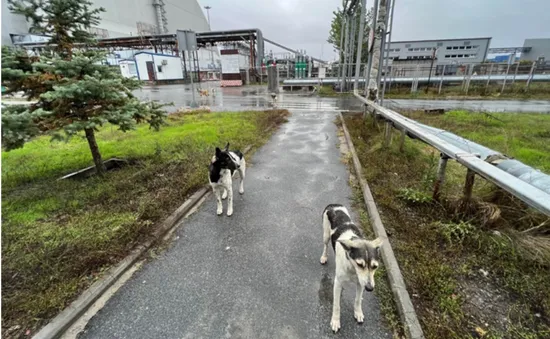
top-left (1, 109), bottom-right (290, 338)
top-left (343, 112), bottom-right (550, 338)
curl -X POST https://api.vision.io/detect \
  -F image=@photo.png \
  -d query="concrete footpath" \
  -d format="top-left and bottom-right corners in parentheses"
top-left (78, 110), bottom-right (391, 339)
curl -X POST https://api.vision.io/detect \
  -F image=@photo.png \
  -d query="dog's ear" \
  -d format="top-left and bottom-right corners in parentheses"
top-left (215, 147), bottom-right (222, 157)
top-left (370, 238), bottom-right (383, 249)
top-left (224, 142), bottom-right (230, 151)
top-left (338, 238), bottom-right (360, 251)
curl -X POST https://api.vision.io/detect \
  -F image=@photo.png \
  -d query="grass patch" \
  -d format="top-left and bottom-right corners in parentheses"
top-left (1, 110), bottom-right (290, 337)
top-left (404, 110), bottom-right (550, 173)
top-left (343, 113), bottom-right (550, 339)
top-left (385, 82), bottom-right (550, 100)
top-left (318, 85), bottom-right (352, 97)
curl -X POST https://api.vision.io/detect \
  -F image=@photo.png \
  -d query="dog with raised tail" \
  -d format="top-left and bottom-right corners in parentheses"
top-left (208, 143), bottom-right (246, 216)
top-left (320, 204), bottom-right (383, 333)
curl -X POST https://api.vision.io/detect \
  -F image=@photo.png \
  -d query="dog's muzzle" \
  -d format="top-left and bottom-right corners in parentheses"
top-left (365, 283), bottom-right (374, 292)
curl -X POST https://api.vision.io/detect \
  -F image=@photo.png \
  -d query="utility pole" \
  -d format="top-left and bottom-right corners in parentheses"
top-left (366, 0), bottom-right (387, 102)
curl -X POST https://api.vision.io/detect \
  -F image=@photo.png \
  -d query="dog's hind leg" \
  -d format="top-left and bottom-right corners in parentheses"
top-left (330, 277), bottom-right (342, 332)
top-left (238, 159), bottom-right (246, 194)
top-left (320, 210), bottom-right (330, 264)
top-left (354, 282), bottom-right (365, 323)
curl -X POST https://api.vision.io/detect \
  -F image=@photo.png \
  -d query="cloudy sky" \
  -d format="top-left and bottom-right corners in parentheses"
top-left (198, 0), bottom-right (550, 61)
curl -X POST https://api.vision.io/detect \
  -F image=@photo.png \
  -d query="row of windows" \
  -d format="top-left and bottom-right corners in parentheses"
top-left (446, 45), bottom-right (479, 50)
top-left (444, 54), bottom-right (477, 59)
top-left (388, 48), bottom-right (401, 52)
top-left (406, 55), bottom-right (433, 60)
top-left (407, 47), bottom-right (437, 52)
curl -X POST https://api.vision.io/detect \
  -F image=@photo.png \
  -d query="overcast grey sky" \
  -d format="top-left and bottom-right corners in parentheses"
top-left (198, 0), bottom-right (550, 61)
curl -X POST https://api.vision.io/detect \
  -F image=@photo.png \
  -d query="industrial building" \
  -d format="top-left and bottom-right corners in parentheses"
top-left (2, 0), bottom-right (209, 45)
top-left (1, 0), bottom-right (221, 74)
top-left (520, 38), bottom-right (550, 62)
top-left (386, 37), bottom-right (492, 65)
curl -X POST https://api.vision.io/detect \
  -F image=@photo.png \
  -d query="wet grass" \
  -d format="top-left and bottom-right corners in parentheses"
top-left (1, 110), bottom-right (290, 338)
top-left (343, 113), bottom-right (550, 339)
top-left (318, 85), bottom-right (353, 97)
top-left (405, 110), bottom-right (550, 173)
top-left (385, 82), bottom-right (550, 100)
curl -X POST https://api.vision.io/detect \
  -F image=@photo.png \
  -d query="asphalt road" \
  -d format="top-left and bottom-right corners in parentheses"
top-left (79, 110), bottom-right (391, 339)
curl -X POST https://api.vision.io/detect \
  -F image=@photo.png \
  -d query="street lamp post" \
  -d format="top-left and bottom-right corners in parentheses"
top-left (204, 5), bottom-right (212, 29)
top-left (204, 5), bottom-right (214, 69)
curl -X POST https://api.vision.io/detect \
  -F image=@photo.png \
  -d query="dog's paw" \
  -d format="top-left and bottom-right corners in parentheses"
top-left (330, 318), bottom-right (341, 333)
top-left (227, 209), bottom-right (233, 217)
top-left (320, 256), bottom-right (328, 265)
top-left (239, 188), bottom-right (244, 194)
top-left (217, 209), bottom-right (223, 216)
top-left (354, 310), bottom-right (364, 323)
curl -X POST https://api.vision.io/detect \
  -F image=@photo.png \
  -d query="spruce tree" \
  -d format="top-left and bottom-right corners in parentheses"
top-left (2, 0), bottom-right (167, 175)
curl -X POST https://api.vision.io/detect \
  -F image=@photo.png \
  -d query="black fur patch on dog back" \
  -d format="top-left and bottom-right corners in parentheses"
top-left (325, 204), bottom-right (352, 229)
top-left (234, 150), bottom-right (243, 160)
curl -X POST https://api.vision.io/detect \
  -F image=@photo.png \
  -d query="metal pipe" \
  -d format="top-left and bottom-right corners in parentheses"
top-left (341, 13), bottom-right (351, 91)
top-left (526, 61), bottom-right (536, 89)
top-left (353, 92), bottom-right (550, 216)
top-left (501, 62), bottom-right (511, 94)
top-left (338, 15), bottom-right (346, 90)
top-left (438, 64), bottom-right (446, 94)
top-left (354, 0), bottom-right (368, 92)
top-left (512, 62), bottom-right (519, 84)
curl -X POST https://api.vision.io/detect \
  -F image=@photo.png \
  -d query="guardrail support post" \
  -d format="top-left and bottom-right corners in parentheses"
top-left (433, 154), bottom-right (450, 200)
top-left (463, 168), bottom-right (476, 202)
top-left (384, 121), bottom-right (392, 147)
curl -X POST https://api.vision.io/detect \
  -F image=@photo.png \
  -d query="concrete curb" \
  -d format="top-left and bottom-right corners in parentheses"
top-left (339, 113), bottom-right (425, 339)
top-left (33, 145), bottom-right (253, 339)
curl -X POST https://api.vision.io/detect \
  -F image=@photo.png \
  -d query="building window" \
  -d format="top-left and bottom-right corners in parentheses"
top-left (458, 54), bottom-right (463, 58)
top-left (459, 46), bottom-right (465, 50)
top-left (466, 46), bottom-right (472, 49)
top-left (395, 48), bottom-right (401, 52)
top-left (473, 45), bottom-right (479, 49)
top-left (128, 63), bottom-right (137, 75)
top-left (446, 46), bottom-right (452, 50)
top-left (452, 55), bottom-right (457, 58)
top-left (464, 41), bottom-right (471, 46)
top-left (453, 46), bottom-right (458, 50)
top-left (408, 48), bottom-right (413, 51)
top-left (437, 42), bottom-right (443, 47)
top-left (445, 55), bottom-right (451, 58)
top-left (157, 65), bottom-right (163, 72)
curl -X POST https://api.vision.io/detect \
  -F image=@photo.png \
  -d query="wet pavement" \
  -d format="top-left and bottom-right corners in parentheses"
top-left (133, 83), bottom-right (363, 112)
top-left (133, 83), bottom-right (549, 113)
top-left (78, 94), bottom-right (391, 338)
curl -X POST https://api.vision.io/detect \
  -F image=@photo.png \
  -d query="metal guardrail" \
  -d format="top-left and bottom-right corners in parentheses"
top-left (353, 92), bottom-right (550, 216)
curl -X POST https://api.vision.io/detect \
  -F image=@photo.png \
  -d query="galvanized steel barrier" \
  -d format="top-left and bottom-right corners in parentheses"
top-left (353, 92), bottom-right (550, 216)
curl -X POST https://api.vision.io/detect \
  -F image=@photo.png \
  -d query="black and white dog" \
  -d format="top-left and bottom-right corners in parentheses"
top-left (320, 204), bottom-right (383, 333)
top-left (208, 143), bottom-right (246, 216)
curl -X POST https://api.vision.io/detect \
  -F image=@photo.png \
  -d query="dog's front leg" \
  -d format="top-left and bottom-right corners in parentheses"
top-left (213, 186), bottom-right (223, 215)
top-left (354, 282), bottom-right (365, 323)
top-left (331, 277), bottom-right (342, 332)
top-left (226, 185), bottom-right (233, 216)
